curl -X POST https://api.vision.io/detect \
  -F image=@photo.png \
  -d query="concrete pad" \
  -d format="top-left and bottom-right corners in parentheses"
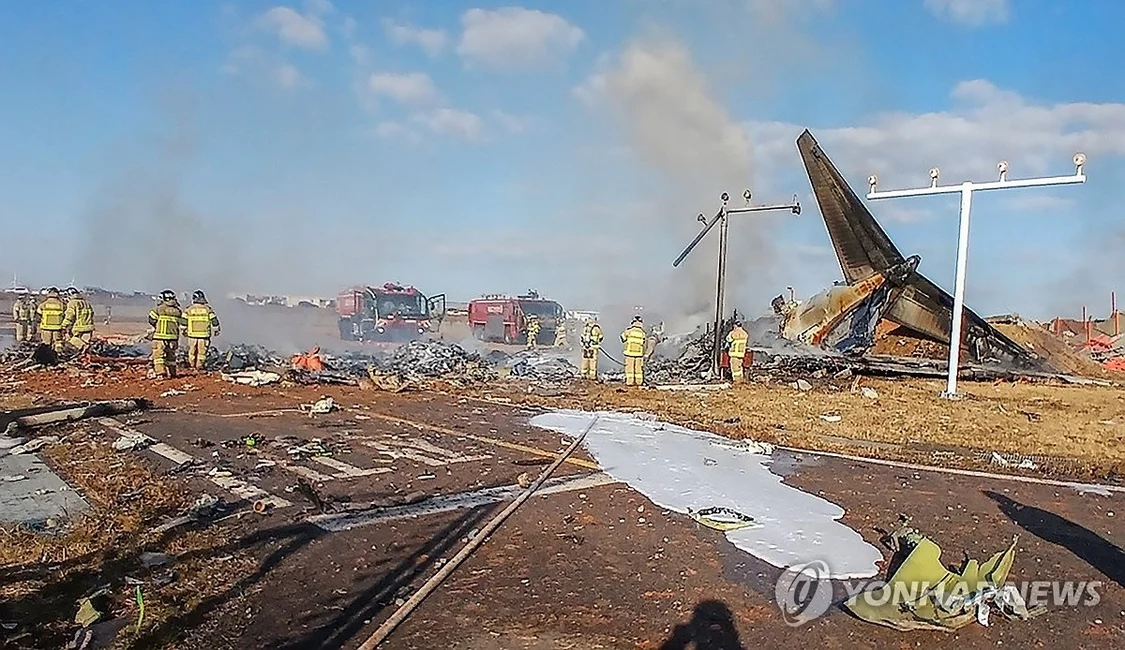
top-left (0, 454), bottom-right (88, 526)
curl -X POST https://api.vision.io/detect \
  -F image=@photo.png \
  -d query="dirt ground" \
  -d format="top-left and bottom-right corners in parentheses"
top-left (1, 361), bottom-right (1124, 648)
top-left (3, 297), bottom-right (1125, 648)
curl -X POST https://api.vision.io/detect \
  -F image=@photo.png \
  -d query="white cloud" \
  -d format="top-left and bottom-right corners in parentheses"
top-left (744, 79), bottom-right (1125, 192)
top-left (1000, 194), bottom-right (1075, 213)
top-left (412, 108), bottom-right (485, 142)
top-left (304, 0), bottom-right (334, 17)
top-left (342, 16), bottom-right (357, 39)
top-left (491, 110), bottom-right (532, 134)
top-left (221, 45), bottom-right (304, 90)
top-left (372, 121), bottom-right (423, 144)
top-left (274, 63), bottom-right (302, 89)
top-left (457, 7), bottom-right (584, 70)
top-left (880, 205), bottom-right (934, 224)
top-left (382, 18), bottom-right (448, 57)
top-left (258, 5), bottom-right (328, 50)
top-left (367, 72), bottom-right (442, 106)
top-left (924, 0), bottom-right (1009, 26)
top-left (349, 44), bottom-right (372, 66)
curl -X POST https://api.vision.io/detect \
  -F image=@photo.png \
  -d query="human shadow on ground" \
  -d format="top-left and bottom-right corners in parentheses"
top-left (985, 490), bottom-right (1125, 588)
top-left (659, 599), bottom-right (745, 650)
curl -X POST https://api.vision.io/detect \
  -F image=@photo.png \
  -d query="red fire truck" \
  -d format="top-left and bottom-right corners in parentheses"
top-left (336, 283), bottom-right (446, 342)
top-left (467, 291), bottom-right (564, 345)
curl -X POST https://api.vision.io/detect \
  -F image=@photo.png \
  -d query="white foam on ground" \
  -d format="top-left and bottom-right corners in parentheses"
top-left (530, 409), bottom-right (882, 579)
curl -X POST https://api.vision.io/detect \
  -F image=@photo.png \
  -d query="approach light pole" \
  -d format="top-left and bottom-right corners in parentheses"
top-left (673, 190), bottom-right (802, 377)
top-left (866, 153), bottom-right (1088, 399)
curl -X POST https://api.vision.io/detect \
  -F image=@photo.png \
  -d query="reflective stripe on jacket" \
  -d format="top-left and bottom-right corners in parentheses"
top-left (727, 328), bottom-right (749, 357)
top-left (184, 303), bottom-right (219, 338)
top-left (582, 323), bottom-right (603, 348)
top-left (37, 298), bottom-right (66, 331)
top-left (149, 304), bottom-right (184, 340)
top-left (63, 298), bottom-right (96, 333)
top-left (621, 325), bottom-right (647, 357)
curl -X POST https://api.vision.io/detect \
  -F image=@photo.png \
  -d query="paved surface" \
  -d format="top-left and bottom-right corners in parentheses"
top-left (0, 453), bottom-right (88, 525)
top-left (6, 382), bottom-right (1125, 649)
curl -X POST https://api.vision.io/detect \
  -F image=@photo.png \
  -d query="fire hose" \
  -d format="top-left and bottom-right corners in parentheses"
top-left (598, 347), bottom-right (624, 366)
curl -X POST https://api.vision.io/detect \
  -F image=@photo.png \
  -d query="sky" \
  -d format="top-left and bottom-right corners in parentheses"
top-left (1, 0), bottom-right (1123, 323)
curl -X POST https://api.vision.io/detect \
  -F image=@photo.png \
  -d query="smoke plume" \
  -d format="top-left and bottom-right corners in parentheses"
top-left (587, 37), bottom-right (779, 334)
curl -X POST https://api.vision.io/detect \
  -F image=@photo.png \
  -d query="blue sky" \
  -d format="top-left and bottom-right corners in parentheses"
top-left (1, 0), bottom-right (1123, 322)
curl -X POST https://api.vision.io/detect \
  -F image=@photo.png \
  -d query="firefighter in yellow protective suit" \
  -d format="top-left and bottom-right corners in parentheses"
top-left (726, 320), bottom-right (750, 383)
top-left (149, 290), bottom-right (185, 378)
top-left (183, 290), bottom-right (221, 370)
top-left (11, 296), bottom-right (33, 343)
top-left (580, 318), bottom-right (603, 380)
top-left (553, 320), bottom-right (569, 349)
top-left (621, 316), bottom-right (647, 386)
top-left (525, 315), bottom-right (541, 349)
top-left (62, 287), bottom-right (96, 352)
top-left (37, 288), bottom-right (67, 352)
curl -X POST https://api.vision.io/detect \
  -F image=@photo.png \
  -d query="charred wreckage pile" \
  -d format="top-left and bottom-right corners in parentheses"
top-left (0, 338), bottom-right (581, 388)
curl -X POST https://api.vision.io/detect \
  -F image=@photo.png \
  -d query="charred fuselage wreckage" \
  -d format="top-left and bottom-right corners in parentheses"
top-left (778, 131), bottom-right (1048, 371)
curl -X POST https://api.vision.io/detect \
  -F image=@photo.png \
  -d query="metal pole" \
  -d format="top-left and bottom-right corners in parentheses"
top-left (943, 183), bottom-right (973, 398)
top-left (712, 209), bottom-right (729, 376)
top-left (866, 154), bottom-right (1087, 399)
top-left (1113, 291), bottom-right (1119, 336)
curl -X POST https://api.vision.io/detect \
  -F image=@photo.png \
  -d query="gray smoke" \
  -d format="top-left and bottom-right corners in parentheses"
top-left (589, 37), bottom-right (778, 332)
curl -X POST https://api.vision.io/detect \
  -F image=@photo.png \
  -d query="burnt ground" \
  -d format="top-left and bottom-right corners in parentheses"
top-left (2, 373), bottom-right (1125, 649)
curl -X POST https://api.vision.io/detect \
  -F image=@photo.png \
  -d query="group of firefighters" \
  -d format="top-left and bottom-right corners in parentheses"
top-left (147, 290), bottom-right (222, 378)
top-left (10, 287), bottom-right (96, 353)
top-left (13, 290), bottom-right (753, 385)
top-left (571, 314), bottom-right (750, 386)
top-left (8, 287), bottom-right (221, 380)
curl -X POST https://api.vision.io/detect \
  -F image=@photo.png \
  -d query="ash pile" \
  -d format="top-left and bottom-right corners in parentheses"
top-left (370, 340), bottom-right (496, 382)
top-left (500, 349), bottom-right (579, 383)
top-left (643, 312), bottom-right (828, 384)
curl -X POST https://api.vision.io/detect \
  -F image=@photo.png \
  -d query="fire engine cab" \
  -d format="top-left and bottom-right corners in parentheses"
top-left (335, 283), bottom-right (446, 343)
top-left (467, 291), bottom-right (564, 345)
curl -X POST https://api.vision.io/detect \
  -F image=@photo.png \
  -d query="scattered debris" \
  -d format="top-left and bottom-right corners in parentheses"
top-left (990, 451), bottom-right (1039, 471)
top-left (845, 521), bottom-right (1037, 631)
top-left (1, 399), bottom-right (146, 435)
top-left (688, 506), bottom-right (758, 531)
top-left (8, 436), bottom-right (60, 455)
top-left (222, 370), bottom-right (281, 387)
top-left (300, 396), bottom-right (338, 416)
top-left (112, 431), bottom-right (154, 452)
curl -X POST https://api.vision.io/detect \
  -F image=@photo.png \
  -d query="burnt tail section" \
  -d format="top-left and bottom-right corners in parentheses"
top-left (796, 130), bottom-right (1048, 370)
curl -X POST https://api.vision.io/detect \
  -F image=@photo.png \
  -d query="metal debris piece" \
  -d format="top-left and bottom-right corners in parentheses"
top-left (845, 527), bottom-right (1024, 631)
top-left (222, 370), bottom-right (281, 387)
top-left (8, 436), bottom-right (60, 455)
top-left (688, 506), bottom-right (757, 531)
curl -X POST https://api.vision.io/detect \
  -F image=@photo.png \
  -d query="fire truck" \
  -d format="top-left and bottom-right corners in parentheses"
top-left (335, 283), bottom-right (446, 343)
top-left (467, 290), bottom-right (564, 345)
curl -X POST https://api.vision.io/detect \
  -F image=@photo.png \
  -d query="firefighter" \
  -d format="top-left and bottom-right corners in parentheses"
top-left (37, 288), bottom-right (67, 352)
top-left (148, 290), bottom-right (185, 379)
top-left (27, 295), bottom-right (39, 341)
top-left (621, 315), bottom-right (647, 386)
top-left (580, 317), bottom-right (603, 380)
top-left (553, 319), bottom-right (569, 349)
top-left (726, 320), bottom-right (750, 383)
top-left (526, 315), bottom-right (541, 349)
top-left (11, 295), bottom-right (33, 343)
top-left (645, 320), bottom-right (665, 360)
top-left (62, 287), bottom-right (96, 352)
top-left (103, 304), bottom-right (113, 326)
top-left (183, 290), bottom-right (221, 370)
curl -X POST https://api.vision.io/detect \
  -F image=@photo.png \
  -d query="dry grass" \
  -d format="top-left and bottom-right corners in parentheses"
top-left (0, 424), bottom-right (259, 649)
top-left (484, 376), bottom-right (1125, 480)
